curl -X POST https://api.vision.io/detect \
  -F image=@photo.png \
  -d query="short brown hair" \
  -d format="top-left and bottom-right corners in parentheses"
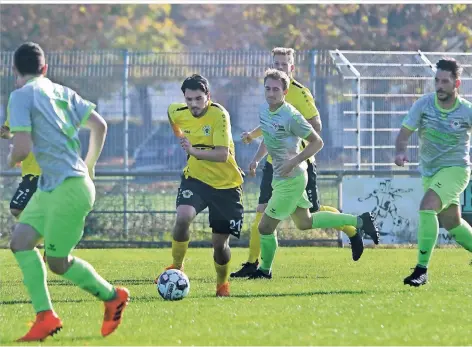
top-left (271, 47), bottom-right (295, 64)
top-left (264, 68), bottom-right (290, 91)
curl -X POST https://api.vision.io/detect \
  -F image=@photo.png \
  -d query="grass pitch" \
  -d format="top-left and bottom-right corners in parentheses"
top-left (0, 247), bottom-right (471, 346)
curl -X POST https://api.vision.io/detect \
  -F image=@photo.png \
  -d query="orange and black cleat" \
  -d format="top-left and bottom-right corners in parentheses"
top-left (16, 310), bottom-right (62, 342)
top-left (101, 287), bottom-right (130, 337)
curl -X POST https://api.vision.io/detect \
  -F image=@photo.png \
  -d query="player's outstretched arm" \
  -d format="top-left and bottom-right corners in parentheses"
top-left (84, 110), bottom-right (108, 178)
top-left (7, 132), bottom-right (32, 167)
top-left (241, 126), bottom-right (263, 144)
top-left (394, 126), bottom-right (414, 167)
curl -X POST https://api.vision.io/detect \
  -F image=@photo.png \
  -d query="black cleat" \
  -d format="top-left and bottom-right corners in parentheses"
top-left (404, 266), bottom-right (428, 287)
top-left (349, 232), bottom-right (364, 261)
top-left (359, 212), bottom-right (380, 245)
top-left (247, 268), bottom-right (272, 280)
top-left (230, 260), bottom-right (259, 278)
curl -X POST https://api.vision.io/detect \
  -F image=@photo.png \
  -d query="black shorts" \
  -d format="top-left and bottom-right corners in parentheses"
top-left (10, 174), bottom-right (39, 210)
top-left (176, 176), bottom-right (244, 238)
top-left (258, 161), bottom-right (320, 212)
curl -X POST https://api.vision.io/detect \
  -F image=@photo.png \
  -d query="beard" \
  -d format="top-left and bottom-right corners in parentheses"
top-left (436, 90), bottom-right (453, 102)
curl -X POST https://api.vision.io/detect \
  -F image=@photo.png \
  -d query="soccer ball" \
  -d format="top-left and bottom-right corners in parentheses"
top-left (156, 269), bottom-right (190, 301)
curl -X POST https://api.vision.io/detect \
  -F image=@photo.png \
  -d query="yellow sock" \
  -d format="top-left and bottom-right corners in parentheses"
top-left (319, 205), bottom-right (357, 238)
top-left (214, 260), bottom-right (231, 286)
top-left (172, 240), bottom-right (189, 268)
top-left (248, 212), bottom-right (263, 263)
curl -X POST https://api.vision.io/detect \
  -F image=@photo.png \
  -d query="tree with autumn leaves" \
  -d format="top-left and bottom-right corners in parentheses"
top-left (2, 4), bottom-right (472, 52)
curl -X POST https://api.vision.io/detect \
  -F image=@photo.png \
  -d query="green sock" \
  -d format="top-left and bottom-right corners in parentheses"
top-left (14, 249), bottom-right (53, 313)
top-left (417, 210), bottom-right (439, 268)
top-left (312, 211), bottom-right (358, 229)
top-left (62, 257), bottom-right (115, 301)
top-left (449, 219), bottom-right (472, 252)
top-left (260, 233), bottom-right (278, 273)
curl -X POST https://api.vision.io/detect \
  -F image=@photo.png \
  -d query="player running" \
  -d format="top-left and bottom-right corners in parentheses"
top-left (157, 74), bottom-right (244, 297)
top-left (7, 42), bottom-right (129, 342)
top-left (231, 47), bottom-right (376, 278)
top-left (248, 69), bottom-right (379, 279)
top-left (395, 57), bottom-right (472, 286)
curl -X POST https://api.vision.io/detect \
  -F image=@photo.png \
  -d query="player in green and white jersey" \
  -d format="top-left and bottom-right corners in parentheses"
top-left (395, 57), bottom-right (472, 286)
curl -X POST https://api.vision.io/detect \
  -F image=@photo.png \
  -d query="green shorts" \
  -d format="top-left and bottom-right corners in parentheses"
top-left (422, 166), bottom-right (470, 211)
top-left (265, 172), bottom-right (312, 221)
top-left (19, 176), bottom-right (95, 257)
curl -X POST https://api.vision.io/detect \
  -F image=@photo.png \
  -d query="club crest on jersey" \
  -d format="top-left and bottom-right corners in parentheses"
top-left (202, 125), bottom-right (211, 136)
top-left (450, 119), bottom-right (462, 130)
top-left (272, 122), bottom-right (283, 131)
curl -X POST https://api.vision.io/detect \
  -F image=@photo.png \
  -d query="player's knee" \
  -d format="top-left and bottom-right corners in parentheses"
top-left (212, 233), bottom-right (230, 254)
top-left (440, 215), bottom-right (461, 230)
top-left (294, 218), bottom-right (312, 231)
top-left (258, 219), bottom-right (273, 235)
top-left (256, 204), bottom-right (267, 213)
top-left (10, 208), bottom-right (22, 218)
top-left (47, 257), bottom-right (70, 275)
top-left (10, 225), bottom-right (37, 252)
top-left (419, 190), bottom-right (442, 212)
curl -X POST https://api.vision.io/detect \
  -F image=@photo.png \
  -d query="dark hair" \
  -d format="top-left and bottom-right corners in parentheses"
top-left (436, 57), bottom-right (463, 79)
top-left (14, 42), bottom-right (46, 76)
top-left (181, 74), bottom-right (210, 95)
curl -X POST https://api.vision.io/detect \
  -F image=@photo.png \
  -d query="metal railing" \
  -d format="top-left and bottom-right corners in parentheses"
top-left (0, 170), bottom-right (420, 248)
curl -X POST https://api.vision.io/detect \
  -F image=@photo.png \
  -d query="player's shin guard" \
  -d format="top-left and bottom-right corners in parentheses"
top-left (259, 233), bottom-right (278, 273)
top-left (312, 211), bottom-right (357, 229)
top-left (248, 212), bottom-right (263, 263)
top-left (62, 257), bottom-right (115, 301)
top-left (14, 249), bottom-right (53, 313)
top-left (417, 210), bottom-right (439, 268)
top-left (449, 219), bottom-right (472, 252)
top-left (171, 240), bottom-right (189, 269)
top-left (319, 205), bottom-right (357, 237)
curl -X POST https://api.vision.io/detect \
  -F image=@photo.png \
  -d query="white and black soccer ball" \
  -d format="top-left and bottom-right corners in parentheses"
top-left (156, 269), bottom-right (190, 301)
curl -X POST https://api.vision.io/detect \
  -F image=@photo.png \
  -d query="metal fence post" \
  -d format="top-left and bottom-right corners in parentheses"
top-left (122, 49), bottom-right (130, 239)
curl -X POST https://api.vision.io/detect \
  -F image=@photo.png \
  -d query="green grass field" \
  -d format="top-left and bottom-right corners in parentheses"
top-left (1, 247), bottom-right (471, 346)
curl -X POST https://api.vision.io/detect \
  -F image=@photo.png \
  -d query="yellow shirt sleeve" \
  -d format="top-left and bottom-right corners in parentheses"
top-left (213, 111), bottom-right (231, 147)
top-left (294, 87), bottom-right (319, 120)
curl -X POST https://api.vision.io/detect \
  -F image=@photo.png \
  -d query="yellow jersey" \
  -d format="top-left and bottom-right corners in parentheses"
top-left (267, 78), bottom-right (320, 164)
top-left (168, 101), bottom-right (244, 189)
top-left (4, 118), bottom-right (41, 177)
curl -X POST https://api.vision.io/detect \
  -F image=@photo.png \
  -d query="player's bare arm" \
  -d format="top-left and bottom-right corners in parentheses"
top-left (7, 132), bottom-right (32, 167)
top-left (84, 110), bottom-right (108, 178)
top-left (307, 116), bottom-right (322, 133)
top-left (394, 126), bottom-right (414, 167)
top-left (248, 140), bottom-right (268, 176)
top-left (279, 131), bottom-right (324, 177)
top-left (241, 126), bottom-right (263, 144)
top-left (180, 137), bottom-right (229, 162)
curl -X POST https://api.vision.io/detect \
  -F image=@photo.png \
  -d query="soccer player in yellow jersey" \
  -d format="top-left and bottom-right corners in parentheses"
top-left (156, 74), bottom-right (244, 297)
top-left (231, 48), bottom-right (378, 278)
